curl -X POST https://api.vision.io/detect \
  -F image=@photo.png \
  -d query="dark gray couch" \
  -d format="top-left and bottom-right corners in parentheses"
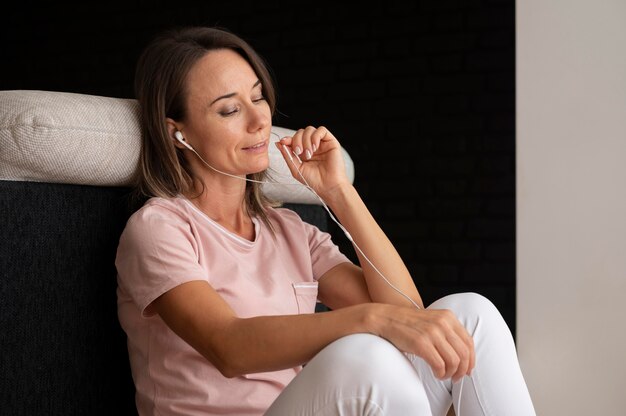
top-left (0, 179), bottom-right (328, 414)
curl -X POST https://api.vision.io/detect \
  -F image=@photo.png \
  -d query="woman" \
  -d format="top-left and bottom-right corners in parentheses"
top-left (116, 26), bottom-right (536, 415)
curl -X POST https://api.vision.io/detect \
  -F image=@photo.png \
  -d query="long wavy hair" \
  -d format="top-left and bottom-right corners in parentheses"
top-left (133, 26), bottom-right (279, 230)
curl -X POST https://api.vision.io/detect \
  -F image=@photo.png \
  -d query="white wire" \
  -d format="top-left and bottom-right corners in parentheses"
top-left (457, 377), bottom-right (464, 416)
top-left (285, 157), bottom-right (423, 311)
top-left (184, 132), bottom-right (475, 414)
top-left (186, 132), bottom-right (421, 309)
top-left (278, 140), bottom-right (469, 416)
top-left (183, 146), bottom-right (294, 185)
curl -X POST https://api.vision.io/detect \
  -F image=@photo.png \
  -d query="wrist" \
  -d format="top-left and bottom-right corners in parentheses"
top-left (359, 303), bottom-right (388, 337)
top-left (318, 182), bottom-right (356, 208)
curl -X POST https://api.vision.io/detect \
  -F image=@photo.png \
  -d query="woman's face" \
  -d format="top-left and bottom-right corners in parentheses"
top-left (179, 48), bottom-right (272, 178)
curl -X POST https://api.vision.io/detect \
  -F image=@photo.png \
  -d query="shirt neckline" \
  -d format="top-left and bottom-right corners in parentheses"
top-left (179, 197), bottom-right (259, 248)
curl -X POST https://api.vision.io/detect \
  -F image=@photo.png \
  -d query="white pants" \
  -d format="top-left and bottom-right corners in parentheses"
top-left (266, 293), bottom-right (536, 416)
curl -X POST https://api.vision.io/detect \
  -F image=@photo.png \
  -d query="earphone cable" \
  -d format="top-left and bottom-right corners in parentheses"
top-left (183, 134), bottom-right (420, 309)
top-left (184, 131), bottom-right (469, 414)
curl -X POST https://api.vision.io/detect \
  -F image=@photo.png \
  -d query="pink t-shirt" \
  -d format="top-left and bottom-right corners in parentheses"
top-left (115, 196), bottom-right (350, 415)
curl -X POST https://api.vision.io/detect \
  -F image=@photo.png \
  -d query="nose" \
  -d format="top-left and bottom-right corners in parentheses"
top-left (247, 101), bottom-right (270, 133)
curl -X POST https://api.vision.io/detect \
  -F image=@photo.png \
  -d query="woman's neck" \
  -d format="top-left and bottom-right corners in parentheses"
top-left (185, 180), bottom-right (254, 240)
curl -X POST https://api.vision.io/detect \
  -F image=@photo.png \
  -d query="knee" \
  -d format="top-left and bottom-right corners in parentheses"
top-left (316, 334), bottom-right (431, 412)
top-left (429, 292), bottom-right (510, 334)
top-left (320, 334), bottom-right (418, 391)
top-left (430, 292), bottom-right (499, 316)
top-left (320, 333), bottom-right (406, 375)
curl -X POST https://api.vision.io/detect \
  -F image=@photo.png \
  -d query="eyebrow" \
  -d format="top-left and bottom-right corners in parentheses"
top-left (209, 79), bottom-right (262, 106)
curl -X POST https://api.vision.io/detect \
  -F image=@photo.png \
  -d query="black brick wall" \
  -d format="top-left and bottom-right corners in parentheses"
top-left (1, 0), bottom-right (516, 334)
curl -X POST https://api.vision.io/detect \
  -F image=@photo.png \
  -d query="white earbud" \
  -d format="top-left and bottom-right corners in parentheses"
top-left (174, 131), bottom-right (194, 151)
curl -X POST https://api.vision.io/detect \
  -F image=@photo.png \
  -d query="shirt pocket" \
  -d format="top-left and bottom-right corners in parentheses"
top-left (292, 282), bottom-right (319, 314)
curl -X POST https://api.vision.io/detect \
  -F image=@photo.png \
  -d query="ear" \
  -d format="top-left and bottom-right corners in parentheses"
top-left (166, 118), bottom-right (188, 150)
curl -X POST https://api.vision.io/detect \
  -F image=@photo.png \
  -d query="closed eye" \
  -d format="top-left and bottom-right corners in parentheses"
top-left (220, 106), bottom-right (240, 117)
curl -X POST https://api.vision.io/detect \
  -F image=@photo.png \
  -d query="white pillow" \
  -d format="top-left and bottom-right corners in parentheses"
top-left (0, 90), bottom-right (354, 205)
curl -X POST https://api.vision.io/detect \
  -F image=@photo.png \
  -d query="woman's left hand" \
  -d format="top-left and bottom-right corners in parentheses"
top-left (275, 126), bottom-right (351, 198)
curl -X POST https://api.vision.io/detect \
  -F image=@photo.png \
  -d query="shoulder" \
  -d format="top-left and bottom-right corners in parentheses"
top-left (128, 196), bottom-right (188, 225)
top-left (122, 197), bottom-right (192, 239)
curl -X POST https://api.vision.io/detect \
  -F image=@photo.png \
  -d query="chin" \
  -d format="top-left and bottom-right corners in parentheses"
top-left (249, 160), bottom-right (270, 175)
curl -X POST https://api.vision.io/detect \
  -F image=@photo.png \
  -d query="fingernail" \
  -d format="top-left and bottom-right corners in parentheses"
top-left (282, 144), bottom-right (294, 162)
top-left (305, 149), bottom-right (312, 160)
top-left (312, 144), bottom-right (317, 152)
top-left (294, 146), bottom-right (302, 155)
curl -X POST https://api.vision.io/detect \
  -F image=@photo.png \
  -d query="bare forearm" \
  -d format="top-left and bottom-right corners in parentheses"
top-left (213, 304), bottom-right (371, 377)
top-left (320, 183), bottom-right (423, 308)
top-left (213, 299), bottom-right (475, 384)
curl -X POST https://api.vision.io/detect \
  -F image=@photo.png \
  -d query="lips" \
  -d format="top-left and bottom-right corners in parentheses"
top-left (242, 140), bottom-right (267, 150)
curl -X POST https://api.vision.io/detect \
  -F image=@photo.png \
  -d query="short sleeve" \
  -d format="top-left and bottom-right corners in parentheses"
top-left (115, 205), bottom-right (207, 316)
top-left (301, 220), bottom-right (351, 280)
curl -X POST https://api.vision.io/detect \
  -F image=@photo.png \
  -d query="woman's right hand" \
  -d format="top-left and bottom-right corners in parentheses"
top-left (365, 303), bottom-right (475, 383)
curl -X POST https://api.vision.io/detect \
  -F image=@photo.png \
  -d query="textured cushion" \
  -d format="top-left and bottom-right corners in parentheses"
top-left (0, 90), bottom-right (354, 204)
top-left (0, 90), bottom-right (140, 186)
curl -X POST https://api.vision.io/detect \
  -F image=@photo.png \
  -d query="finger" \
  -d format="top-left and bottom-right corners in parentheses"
top-left (440, 311), bottom-right (473, 381)
top-left (446, 331), bottom-right (471, 382)
top-left (275, 141), bottom-right (294, 164)
top-left (448, 319), bottom-right (475, 376)
top-left (434, 336), bottom-right (461, 380)
top-left (416, 343), bottom-right (448, 380)
top-left (466, 331), bottom-right (475, 375)
top-left (310, 125), bottom-right (328, 154)
top-left (302, 126), bottom-right (316, 160)
top-left (277, 136), bottom-right (297, 163)
top-left (291, 129), bottom-right (304, 156)
top-left (413, 323), bottom-right (456, 380)
top-left (430, 309), bottom-right (469, 381)
top-left (278, 135), bottom-right (292, 146)
top-left (275, 142), bottom-right (302, 176)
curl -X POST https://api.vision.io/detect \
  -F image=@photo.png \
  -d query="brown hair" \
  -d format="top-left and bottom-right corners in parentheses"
top-left (133, 26), bottom-right (279, 230)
